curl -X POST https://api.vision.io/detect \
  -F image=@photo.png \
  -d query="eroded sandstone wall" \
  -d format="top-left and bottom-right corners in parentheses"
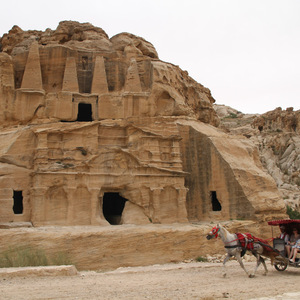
top-left (214, 105), bottom-right (300, 211)
top-left (0, 21), bottom-right (286, 226)
top-left (178, 120), bottom-right (286, 221)
top-left (0, 127), bottom-right (36, 223)
top-left (0, 221), bottom-right (273, 270)
top-left (0, 21), bottom-right (219, 126)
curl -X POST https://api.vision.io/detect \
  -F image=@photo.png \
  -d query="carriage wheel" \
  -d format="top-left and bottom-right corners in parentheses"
top-left (274, 261), bottom-right (287, 271)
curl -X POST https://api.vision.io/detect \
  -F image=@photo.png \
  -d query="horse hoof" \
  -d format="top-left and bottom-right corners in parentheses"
top-left (263, 273), bottom-right (267, 276)
top-left (223, 273), bottom-right (227, 278)
top-left (249, 274), bottom-right (255, 278)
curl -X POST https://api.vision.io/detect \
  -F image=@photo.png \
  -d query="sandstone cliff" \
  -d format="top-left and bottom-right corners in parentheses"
top-left (0, 21), bottom-right (286, 227)
top-left (0, 21), bottom-right (218, 126)
top-left (215, 105), bottom-right (300, 211)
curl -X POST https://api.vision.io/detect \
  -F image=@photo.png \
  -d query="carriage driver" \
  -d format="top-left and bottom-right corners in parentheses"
top-left (278, 225), bottom-right (289, 244)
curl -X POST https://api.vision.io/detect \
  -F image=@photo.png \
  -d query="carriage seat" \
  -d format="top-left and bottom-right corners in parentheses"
top-left (273, 238), bottom-right (286, 256)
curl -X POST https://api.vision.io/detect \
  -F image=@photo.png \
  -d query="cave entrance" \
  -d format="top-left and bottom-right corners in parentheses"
top-left (77, 103), bottom-right (92, 121)
top-left (211, 191), bottom-right (222, 211)
top-left (102, 192), bottom-right (128, 225)
top-left (13, 190), bottom-right (23, 214)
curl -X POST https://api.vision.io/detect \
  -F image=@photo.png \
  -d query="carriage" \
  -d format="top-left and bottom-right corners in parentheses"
top-left (206, 220), bottom-right (300, 277)
top-left (268, 219), bottom-right (300, 271)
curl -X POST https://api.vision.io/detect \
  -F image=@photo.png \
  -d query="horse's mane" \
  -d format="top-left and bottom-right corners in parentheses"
top-left (218, 224), bottom-right (236, 240)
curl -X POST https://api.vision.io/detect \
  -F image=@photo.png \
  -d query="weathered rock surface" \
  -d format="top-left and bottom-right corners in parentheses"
top-left (215, 104), bottom-right (300, 211)
top-left (0, 265), bottom-right (78, 278)
top-left (0, 21), bottom-right (286, 229)
top-left (0, 221), bottom-right (272, 271)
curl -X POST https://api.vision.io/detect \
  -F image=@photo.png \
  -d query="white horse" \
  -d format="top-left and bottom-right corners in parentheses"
top-left (206, 224), bottom-right (276, 278)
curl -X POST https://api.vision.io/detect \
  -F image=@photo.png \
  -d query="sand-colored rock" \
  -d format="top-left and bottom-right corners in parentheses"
top-left (0, 221), bottom-right (273, 271)
top-left (215, 104), bottom-right (300, 212)
top-left (253, 107), bottom-right (300, 134)
top-left (0, 265), bottom-right (78, 278)
top-left (0, 21), bottom-right (286, 229)
top-left (20, 42), bottom-right (43, 91)
top-left (177, 119), bottom-right (285, 221)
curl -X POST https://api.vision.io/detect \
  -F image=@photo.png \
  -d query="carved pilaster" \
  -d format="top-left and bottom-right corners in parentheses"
top-left (66, 188), bottom-right (76, 225)
top-left (176, 188), bottom-right (188, 222)
top-left (90, 189), bottom-right (109, 225)
top-left (31, 187), bottom-right (47, 225)
top-left (150, 187), bottom-right (162, 223)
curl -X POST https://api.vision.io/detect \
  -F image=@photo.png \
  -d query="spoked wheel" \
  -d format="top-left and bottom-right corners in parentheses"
top-left (274, 261), bottom-right (288, 271)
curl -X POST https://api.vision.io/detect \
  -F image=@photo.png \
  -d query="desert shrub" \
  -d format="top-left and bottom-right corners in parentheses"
top-left (0, 246), bottom-right (48, 268)
top-left (224, 113), bottom-right (238, 119)
top-left (195, 256), bottom-right (208, 262)
top-left (51, 251), bottom-right (72, 266)
top-left (0, 246), bottom-right (72, 268)
top-left (286, 205), bottom-right (300, 220)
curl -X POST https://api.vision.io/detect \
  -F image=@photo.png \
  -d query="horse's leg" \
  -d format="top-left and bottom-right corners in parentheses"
top-left (222, 253), bottom-right (231, 278)
top-left (250, 253), bottom-right (267, 277)
top-left (235, 251), bottom-right (250, 277)
top-left (251, 244), bottom-right (268, 277)
top-left (260, 257), bottom-right (268, 276)
top-left (250, 253), bottom-right (261, 278)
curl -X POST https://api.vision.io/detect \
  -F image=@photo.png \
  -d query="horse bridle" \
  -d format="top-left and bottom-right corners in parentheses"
top-left (207, 226), bottom-right (241, 248)
top-left (207, 226), bottom-right (220, 239)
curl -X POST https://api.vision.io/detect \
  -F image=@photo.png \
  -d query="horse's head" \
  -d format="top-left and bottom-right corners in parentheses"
top-left (206, 224), bottom-right (220, 240)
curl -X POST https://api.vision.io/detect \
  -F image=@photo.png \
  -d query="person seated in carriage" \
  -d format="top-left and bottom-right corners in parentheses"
top-left (289, 238), bottom-right (300, 263)
top-left (278, 225), bottom-right (289, 244)
top-left (286, 228), bottom-right (300, 258)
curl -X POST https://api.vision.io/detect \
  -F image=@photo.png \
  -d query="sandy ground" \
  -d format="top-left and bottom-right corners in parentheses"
top-left (1, 261), bottom-right (300, 300)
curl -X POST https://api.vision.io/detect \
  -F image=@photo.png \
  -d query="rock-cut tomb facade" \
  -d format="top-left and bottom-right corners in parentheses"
top-left (0, 21), bottom-right (286, 226)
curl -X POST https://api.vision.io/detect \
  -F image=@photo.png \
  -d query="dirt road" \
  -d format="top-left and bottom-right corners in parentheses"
top-left (1, 261), bottom-right (300, 300)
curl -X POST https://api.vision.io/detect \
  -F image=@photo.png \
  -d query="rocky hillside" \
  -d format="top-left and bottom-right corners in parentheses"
top-left (214, 105), bottom-right (300, 211)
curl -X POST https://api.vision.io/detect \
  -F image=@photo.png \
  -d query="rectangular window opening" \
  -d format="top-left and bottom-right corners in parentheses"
top-left (211, 191), bottom-right (222, 211)
top-left (13, 190), bottom-right (23, 214)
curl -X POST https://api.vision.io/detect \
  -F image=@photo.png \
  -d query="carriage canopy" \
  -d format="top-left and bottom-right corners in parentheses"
top-left (268, 219), bottom-right (300, 235)
top-left (268, 219), bottom-right (300, 225)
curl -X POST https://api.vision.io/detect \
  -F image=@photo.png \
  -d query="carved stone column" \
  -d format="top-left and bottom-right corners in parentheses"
top-left (176, 188), bottom-right (188, 222)
top-left (31, 187), bottom-right (47, 225)
top-left (151, 188), bottom-right (162, 223)
top-left (66, 188), bottom-right (76, 225)
top-left (90, 189), bottom-right (108, 225)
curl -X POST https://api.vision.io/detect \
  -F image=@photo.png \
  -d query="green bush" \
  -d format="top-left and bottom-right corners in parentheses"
top-left (51, 251), bottom-right (72, 266)
top-left (0, 246), bottom-right (72, 268)
top-left (286, 205), bottom-right (300, 220)
top-left (224, 112), bottom-right (238, 119)
top-left (0, 246), bottom-right (48, 268)
top-left (195, 256), bottom-right (208, 262)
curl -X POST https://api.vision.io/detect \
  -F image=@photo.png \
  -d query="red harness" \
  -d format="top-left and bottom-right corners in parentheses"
top-left (236, 233), bottom-right (273, 252)
top-left (236, 233), bottom-right (254, 250)
top-left (210, 227), bottom-right (273, 252)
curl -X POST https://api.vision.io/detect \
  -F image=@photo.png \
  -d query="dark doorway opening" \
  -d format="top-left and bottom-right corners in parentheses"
top-left (102, 192), bottom-right (128, 225)
top-left (77, 103), bottom-right (92, 121)
top-left (211, 191), bottom-right (222, 211)
top-left (13, 190), bottom-right (23, 214)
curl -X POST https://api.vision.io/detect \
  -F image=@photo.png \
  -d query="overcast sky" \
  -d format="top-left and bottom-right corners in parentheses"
top-left (1, 0), bottom-right (299, 114)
